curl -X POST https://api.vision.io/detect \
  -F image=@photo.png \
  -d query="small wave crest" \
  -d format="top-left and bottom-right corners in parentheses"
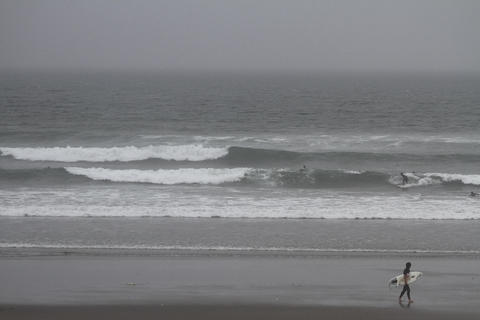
top-left (0, 145), bottom-right (228, 162)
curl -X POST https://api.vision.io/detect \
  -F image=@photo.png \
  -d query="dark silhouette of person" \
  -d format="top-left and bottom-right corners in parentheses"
top-left (400, 172), bottom-right (408, 185)
top-left (399, 262), bottom-right (413, 303)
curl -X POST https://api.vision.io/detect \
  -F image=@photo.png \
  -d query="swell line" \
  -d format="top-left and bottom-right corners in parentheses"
top-left (1, 166), bottom-right (480, 189)
top-left (0, 243), bottom-right (478, 255)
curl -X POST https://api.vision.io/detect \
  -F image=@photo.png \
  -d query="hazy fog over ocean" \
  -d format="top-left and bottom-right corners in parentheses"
top-left (1, 0), bottom-right (479, 73)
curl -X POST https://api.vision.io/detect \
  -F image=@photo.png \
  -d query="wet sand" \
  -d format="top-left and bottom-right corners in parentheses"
top-left (1, 304), bottom-right (479, 320)
top-left (1, 252), bottom-right (479, 315)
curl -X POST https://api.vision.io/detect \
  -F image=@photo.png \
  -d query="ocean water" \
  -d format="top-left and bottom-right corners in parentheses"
top-left (1, 71), bottom-right (479, 254)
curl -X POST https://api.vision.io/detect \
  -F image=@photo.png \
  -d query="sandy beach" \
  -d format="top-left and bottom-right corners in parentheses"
top-left (1, 250), bottom-right (479, 319)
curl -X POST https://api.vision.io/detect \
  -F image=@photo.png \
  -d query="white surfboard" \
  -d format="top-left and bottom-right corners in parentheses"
top-left (389, 271), bottom-right (422, 287)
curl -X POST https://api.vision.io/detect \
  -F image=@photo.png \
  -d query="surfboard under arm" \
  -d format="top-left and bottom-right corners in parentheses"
top-left (388, 271), bottom-right (423, 287)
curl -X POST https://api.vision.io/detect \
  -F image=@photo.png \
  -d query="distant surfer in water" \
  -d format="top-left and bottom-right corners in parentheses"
top-left (400, 172), bottom-right (408, 185)
top-left (470, 191), bottom-right (479, 197)
top-left (399, 262), bottom-right (413, 303)
top-left (299, 165), bottom-right (307, 173)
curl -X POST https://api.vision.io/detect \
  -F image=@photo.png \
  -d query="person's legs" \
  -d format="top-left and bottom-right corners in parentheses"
top-left (399, 285), bottom-right (407, 299)
top-left (406, 284), bottom-right (413, 302)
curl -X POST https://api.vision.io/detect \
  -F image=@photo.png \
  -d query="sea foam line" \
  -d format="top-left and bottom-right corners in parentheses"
top-left (0, 243), bottom-right (478, 255)
top-left (65, 167), bottom-right (251, 185)
top-left (0, 145), bottom-right (228, 162)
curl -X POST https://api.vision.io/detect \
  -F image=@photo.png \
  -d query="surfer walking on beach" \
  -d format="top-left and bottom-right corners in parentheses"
top-left (399, 262), bottom-right (413, 303)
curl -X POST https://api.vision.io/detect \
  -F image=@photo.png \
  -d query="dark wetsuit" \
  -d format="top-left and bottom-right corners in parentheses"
top-left (399, 267), bottom-right (411, 300)
top-left (401, 173), bottom-right (408, 185)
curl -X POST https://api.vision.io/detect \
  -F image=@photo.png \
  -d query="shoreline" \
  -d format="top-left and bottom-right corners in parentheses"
top-left (1, 217), bottom-right (479, 257)
top-left (1, 247), bottom-right (480, 259)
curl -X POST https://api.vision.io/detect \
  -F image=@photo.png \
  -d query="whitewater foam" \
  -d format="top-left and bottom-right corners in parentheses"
top-left (65, 167), bottom-right (252, 185)
top-left (1, 188), bottom-right (479, 219)
top-left (0, 145), bottom-right (228, 162)
top-left (387, 172), bottom-right (480, 188)
top-left (424, 173), bottom-right (480, 186)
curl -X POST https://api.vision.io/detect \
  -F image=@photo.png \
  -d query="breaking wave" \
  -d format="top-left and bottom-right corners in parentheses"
top-left (390, 172), bottom-right (480, 188)
top-left (424, 173), bottom-right (480, 186)
top-left (0, 145), bottom-right (228, 162)
top-left (65, 167), bottom-right (252, 185)
top-left (1, 166), bottom-right (479, 189)
top-left (3, 145), bottom-right (480, 168)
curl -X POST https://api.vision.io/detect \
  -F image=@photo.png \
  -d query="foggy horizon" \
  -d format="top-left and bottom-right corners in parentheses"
top-left (1, 0), bottom-right (480, 73)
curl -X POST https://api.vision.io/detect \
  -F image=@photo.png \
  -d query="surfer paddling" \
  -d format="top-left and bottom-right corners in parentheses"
top-left (399, 262), bottom-right (413, 303)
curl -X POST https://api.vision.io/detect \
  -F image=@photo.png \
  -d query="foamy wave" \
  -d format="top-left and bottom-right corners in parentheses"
top-left (424, 173), bottom-right (480, 186)
top-left (389, 174), bottom-right (442, 188)
top-left (2, 189), bottom-right (479, 219)
top-left (65, 167), bottom-right (251, 185)
top-left (389, 172), bottom-right (480, 188)
top-left (0, 145), bottom-right (228, 162)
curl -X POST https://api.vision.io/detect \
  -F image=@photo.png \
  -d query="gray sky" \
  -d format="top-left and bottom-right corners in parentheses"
top-left (1, 0), bottom-right (479, 72)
